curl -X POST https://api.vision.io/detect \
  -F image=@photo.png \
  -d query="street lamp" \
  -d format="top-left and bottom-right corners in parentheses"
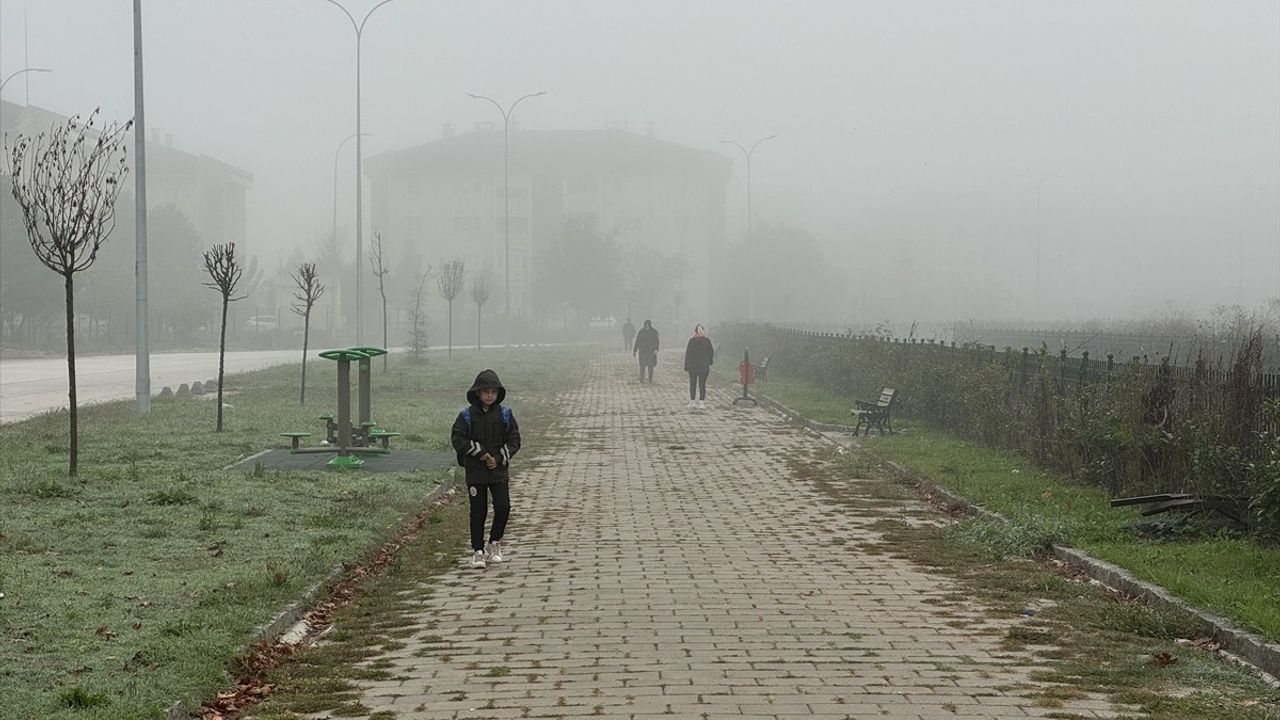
top-left (332, 131), bottom-right (369, 260)
top-left (1014, 172), bottom-right (1063, 320)
top-left (720, 134), bottom-right (777, 321)
top-left (319, 0), bottom-right (400, 344)
top-left (468, 90), bottom-right (547, 344)
top-left (0, 67), bottom-right (51, 97)
top-left (719, 134), bottom-right (777, 236)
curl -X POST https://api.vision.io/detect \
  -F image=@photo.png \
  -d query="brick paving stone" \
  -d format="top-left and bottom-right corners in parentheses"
top-left (329, 354), bottom-right (1130, 719)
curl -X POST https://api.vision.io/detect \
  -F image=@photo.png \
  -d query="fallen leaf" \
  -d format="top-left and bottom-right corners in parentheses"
top-left (1151, 652), bottom-right (1177, 667)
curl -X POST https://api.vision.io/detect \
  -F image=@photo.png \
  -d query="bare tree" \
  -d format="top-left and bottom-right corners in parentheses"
top-left (407, 268), bottom-right (432, 360)
top-left (369, 230), bottom-right (391, 370)
top-left (437, 257), bottom-right (467, 357)
top-left (471, 273), bottom-right (490, 351)
top-left (291, 262), bottom-right (325, 405)
top-left (202, 243), bottom-right (246, 432)
top-left (7, 110), bottom-right (132, 476)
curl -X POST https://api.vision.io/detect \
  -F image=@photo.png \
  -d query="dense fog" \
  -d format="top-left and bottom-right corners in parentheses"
top-left (2, 0), bottom-right (1278, 348)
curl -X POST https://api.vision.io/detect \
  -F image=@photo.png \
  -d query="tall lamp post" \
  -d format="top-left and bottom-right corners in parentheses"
top-left (467, 90), bottom-right (546, 344)
top-left (320, 0), bottom-right (400, 343)
top-left (1014, 172), bottom-right (1062, 320)
top-left (0, 67), bottom-right (51, 97)
top-left (719, 134), bottom-right (777, 237)
top-left (332, 131), bottom-right (368, 256)
top-left (720, 134), bottom-right (777, 321)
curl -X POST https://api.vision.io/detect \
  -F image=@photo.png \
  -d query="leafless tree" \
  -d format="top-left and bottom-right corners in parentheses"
top-left (437, 257), bottom-right (467, 357)
top-left (291, 262), bottom-right (325, 405)
top-left (6, 109), bottom-right (132, 476)
top-left (471, 273), bottom-right (490, 352)
top-left (369, 230), bottom-right (391, 370)
top-left (202, 243), bottom-right (246, 432)
top-left (407, 268), bottom-right (432, 360)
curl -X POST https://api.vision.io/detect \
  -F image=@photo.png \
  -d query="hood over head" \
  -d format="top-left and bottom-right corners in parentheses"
top-left (467, 369), bottom-right (507, 406)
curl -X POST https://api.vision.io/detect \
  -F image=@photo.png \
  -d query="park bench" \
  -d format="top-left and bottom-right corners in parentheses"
top-left (279, 432), bottom-right (311, 450)
top-left (752, 356), bottom-right (770, 382)
top-left (851, 387), bottom-right (896, 437)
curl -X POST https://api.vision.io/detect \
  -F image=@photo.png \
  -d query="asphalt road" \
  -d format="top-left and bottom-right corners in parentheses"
top-left (0, 350), bottom-right (300, 424)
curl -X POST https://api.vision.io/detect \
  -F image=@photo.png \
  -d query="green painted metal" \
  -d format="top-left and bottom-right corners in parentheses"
top-left (326, 453), bottom-right (365, 470)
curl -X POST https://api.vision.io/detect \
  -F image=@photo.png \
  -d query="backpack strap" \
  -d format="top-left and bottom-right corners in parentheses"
top-left (462, 405), bottom-right (510, 432)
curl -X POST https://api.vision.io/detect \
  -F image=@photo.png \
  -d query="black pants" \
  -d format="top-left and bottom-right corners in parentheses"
top-left (468, 483), bottom-right (510, 551)
top-left (624, 336), bottom-right (634, 352)
top-left (638, 359), bottom-right (653, 382)
top-left (688, 369), bottom-right (709, 400)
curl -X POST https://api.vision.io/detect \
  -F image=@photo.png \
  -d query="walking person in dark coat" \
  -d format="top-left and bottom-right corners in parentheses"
top-left (683, 324), bottom-right (714, 409)
top-left (632, 319), bottom-right (659, 383)
top-left (622, 318), bottom-right (636, 352)
top-left (450, 369), bottom-right (522, 569)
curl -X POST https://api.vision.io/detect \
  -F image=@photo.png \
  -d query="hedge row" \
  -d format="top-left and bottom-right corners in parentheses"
top-left (720, 323), bottom-right (1280, 539)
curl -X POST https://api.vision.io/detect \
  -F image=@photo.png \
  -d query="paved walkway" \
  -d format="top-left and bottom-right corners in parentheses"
top-left (336, 356), bottom-right (1122, 719)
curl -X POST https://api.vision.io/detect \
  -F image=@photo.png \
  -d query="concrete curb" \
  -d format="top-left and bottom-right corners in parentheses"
top-left (752, 390), bottom-right (857, 434)
top-left (756, 399), bottom-right (1280, 682)
top-left (165, 471), bottom-right (459, 720)
top-left (1049, 546), bottom-right (1280, 679)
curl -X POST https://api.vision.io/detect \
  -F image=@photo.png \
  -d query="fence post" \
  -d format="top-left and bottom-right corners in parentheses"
top-left (1059, 347), bottom-right (1068, 388)
top-left (1081, 350), bottom-right (1090, 387)
top-left (1020, 347), bottom-right (1030, 388)
top-left (1106, 352), bottom-right (1115, 380)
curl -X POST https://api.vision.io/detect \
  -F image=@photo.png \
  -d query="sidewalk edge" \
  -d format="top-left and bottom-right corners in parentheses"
top-left (164, 471), bottom-right (459, 720)
top-left (755, 392), bottom-right (1280, 682)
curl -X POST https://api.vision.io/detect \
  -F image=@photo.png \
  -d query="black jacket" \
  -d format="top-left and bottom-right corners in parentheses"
top-left (450, 369), bottom-right (521, 486)
top-left (684, 335), bottom-right (714, 373)
top-left (634, 326), bottom-right (659, 358)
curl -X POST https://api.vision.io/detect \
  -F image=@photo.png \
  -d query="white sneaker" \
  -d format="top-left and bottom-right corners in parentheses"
top-left (486, 541), bottom-right (505, 564)
top-left (698, 399), bottom-right (707, 409)
top-left (469, 550), bottom-right (486, 569)
top-left (688, 400), bottom-right (697, 409)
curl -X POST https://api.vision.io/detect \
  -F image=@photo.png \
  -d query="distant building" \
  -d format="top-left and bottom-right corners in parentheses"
top-left (365, 126), bottom-right (732, 323)
top-left (1, 100), bottom-right (252, 252)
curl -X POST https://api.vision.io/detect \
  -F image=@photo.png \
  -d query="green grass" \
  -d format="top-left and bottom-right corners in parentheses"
top-left (789, 448), bottom-right (1280, 719)
top-left (759, 374), bottom-right (1280, 644)
top-left (757, 377), bottom-right (857, 425)
top-left (0, 346), bottom-right (583, 720)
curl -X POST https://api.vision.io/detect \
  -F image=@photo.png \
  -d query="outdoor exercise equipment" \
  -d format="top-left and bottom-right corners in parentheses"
top-left (734, 349), bottom-right (758, 407)
top-left (346, 346), bottom-right (388, 441)
top-left (314, 348), bottom-right (370, 469)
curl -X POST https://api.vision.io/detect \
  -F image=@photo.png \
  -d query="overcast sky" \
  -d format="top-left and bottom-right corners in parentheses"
top-left (2, 0), bottom-right (1277, 323)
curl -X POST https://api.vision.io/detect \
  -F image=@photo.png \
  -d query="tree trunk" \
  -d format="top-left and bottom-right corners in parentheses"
top-left (300, 309), bottom-right (311, 405)
top-left (477, 306), bottom-right (482, 352)
top-left (447, 299), bottom-right (453, 358)
top-left (380, 289), bottom-right (388, 371)
top-left (216, 297), bottom-right (228, 432)
top-left (64, 274), bottom-right (78, 477)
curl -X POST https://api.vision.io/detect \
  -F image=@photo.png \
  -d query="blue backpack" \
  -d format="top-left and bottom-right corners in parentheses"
top-left (456, 405), bottom-right (512, 466)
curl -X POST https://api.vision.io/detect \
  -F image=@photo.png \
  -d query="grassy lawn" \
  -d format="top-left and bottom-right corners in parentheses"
top-left (756, 377), bottom-right (857, 426)
top-left (0, 346), bottom-right (583, 720)
top-left (759, 374), bottom-right (1280, 644)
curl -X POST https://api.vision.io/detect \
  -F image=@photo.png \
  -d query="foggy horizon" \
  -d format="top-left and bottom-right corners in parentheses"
top-left (2, 0), bottom-right (1278, 326)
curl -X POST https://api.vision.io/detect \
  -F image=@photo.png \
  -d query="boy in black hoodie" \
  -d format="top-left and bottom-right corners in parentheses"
top-left (450, 369), bottom-right (522, 569)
